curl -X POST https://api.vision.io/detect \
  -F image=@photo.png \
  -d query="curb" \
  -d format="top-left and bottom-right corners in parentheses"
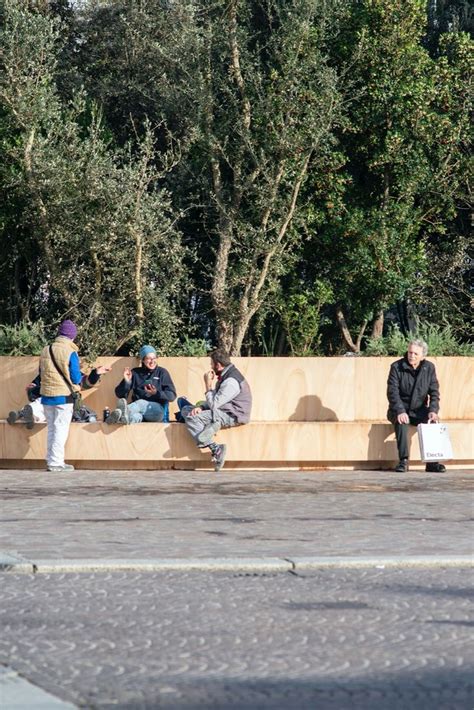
top-left (1, 554), bottom-right (473, 574)
top-left (0, 553), bottom-right (34, 574)
top-left (0, 666), bottom-right (76, 709)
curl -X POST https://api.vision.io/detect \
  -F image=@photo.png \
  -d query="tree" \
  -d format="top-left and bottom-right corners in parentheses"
top-left (0, 0), bottom-right (186, 355)
top-left (71, 0), bottom-right (345, 354)
top-left (303, 0), bottom-right (472, 352)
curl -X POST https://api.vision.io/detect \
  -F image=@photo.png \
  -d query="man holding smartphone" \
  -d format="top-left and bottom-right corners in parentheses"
top-left (107, 345), bottom-right (176, 424)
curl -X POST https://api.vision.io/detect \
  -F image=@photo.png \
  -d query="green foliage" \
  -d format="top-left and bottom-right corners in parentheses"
top-left (364, 324), bottom-right (473, 356)
top-left (416, 324), bottom-right (474, 356)
top-left (0, 0), bottom-right (187, 358)
top-left (301, 0), bottom-right (472, 352)
top-left (0, 320), bottom-right (47, 355)
top-left (174, 336), bottom-right (211, 357)
top-left (0, 0), bottom-right (470, 356)
top-left (277, 281), bottom-right (334, 356)
top-left (364, 325), bottom-right (413, 356)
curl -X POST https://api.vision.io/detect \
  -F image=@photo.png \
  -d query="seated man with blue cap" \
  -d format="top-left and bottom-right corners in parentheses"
top-left (107, 345), bottom-right (176, 424)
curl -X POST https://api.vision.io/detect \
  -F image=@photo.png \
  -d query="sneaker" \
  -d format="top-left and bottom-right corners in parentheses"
top-left (395, 458), bottom-right (409, 473)
top-left (7, 410), bottom-right (19, 425)
top-left (23, 404), bottom-right (34, 430)
top-left (212, 444), bottom-right (227, 472)
top-left (116, 398), bottom-right (130, 424)
top-left (106, 408), bottom-right (122, 424)
top-left (47, 464), bottom-right (75, 472)
top-left (425, 462), bottom-right (446, 473)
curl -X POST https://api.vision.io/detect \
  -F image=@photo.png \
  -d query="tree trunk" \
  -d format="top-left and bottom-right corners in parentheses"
top-left (336, 307), bottom-right (367, 353)
top-left (371, 309), bottom-right (384, 339)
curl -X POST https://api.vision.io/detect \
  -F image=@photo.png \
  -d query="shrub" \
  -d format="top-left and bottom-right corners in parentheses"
top-left (174, 336), bottom-right (211, 357)
top-left (364, 324), bottom-right (473, 357)
top-left (0, 320), bottom-right (48, 355)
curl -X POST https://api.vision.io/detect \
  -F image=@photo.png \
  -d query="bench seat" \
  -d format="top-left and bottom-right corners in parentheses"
top-left (1, 420), bottom-right (472, 470)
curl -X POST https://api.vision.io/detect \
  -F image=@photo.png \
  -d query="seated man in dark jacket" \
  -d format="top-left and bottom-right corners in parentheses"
top-left (107, 345), bottom-right (176, 424)
top-left (179, 348), bottom-right (252, 471)
top-left (387, 338), bottom-right (446, 473)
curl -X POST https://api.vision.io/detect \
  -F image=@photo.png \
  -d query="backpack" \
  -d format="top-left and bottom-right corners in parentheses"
top-left (72, 404), bottom-right (98, 423)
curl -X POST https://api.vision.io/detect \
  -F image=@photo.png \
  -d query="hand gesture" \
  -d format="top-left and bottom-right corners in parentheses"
top-left (190, 407), bottom-right (203, 416)
top-left (397, 412), bottom-right (409, 424)
top-left (123, 367), bottom-right (132, 383)
top-left (25, 382), bottom-right (36, 392)
top-left (428, 412), bottom-right (439, 423)
top-left (95, 365), bottom-right (112, 376)
top-left (144, 383), bottom-right (157, 396)
top-left (204, 369), bottom-right (216, 391)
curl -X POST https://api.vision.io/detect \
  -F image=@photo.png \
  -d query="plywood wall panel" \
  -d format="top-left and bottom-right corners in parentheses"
top-left (1, 420), bottom-right (472, 465)
top-left (1, 356), bottom-right (472, 423)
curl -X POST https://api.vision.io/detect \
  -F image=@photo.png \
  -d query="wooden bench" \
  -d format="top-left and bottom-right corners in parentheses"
top-left (1, 356), bottom-right (472, 470)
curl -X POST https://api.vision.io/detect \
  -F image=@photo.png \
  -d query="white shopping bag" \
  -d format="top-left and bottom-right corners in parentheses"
top-left (417, 423), bottom-right (453, 462)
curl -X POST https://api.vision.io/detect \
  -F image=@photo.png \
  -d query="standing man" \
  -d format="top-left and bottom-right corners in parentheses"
top-left (107, 345), bottom-right (176, 424)
top-left (40, 320), bottom-right (110, 471)
top-left (180, 349), bottom-right (252, 471)
top-left (387, 338), bottom-right (446, 473)
top-left (40, 319), bottom-right (81, 472)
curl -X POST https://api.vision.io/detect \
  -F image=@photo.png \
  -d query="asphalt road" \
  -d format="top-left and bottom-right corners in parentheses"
top-left (1, 469), bottom-right (473, 560)
top-left (1, 469), bottom-right (472, 709)
top-left (1, 568), bottom-right (473, 709)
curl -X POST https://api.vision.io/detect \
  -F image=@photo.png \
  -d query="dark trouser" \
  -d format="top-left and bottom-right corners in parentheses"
top-left (390, 414), bottom-right (427, 460)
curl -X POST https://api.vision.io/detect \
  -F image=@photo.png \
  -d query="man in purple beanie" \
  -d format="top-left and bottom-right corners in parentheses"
top-left (39, 319), bottom-right (82, 471)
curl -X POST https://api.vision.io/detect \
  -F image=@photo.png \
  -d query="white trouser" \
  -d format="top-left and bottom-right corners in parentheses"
top-left (44, 404), bottom-right (73, 467)
top-left (31, 399), bottom-right (46, 423)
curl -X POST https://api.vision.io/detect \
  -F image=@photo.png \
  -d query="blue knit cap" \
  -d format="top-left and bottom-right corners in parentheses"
top-left (139, 345), bottom-right (157, 361)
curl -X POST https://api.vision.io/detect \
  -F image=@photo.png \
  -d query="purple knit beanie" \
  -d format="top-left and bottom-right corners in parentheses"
top-left (58, 319), bottom-right (78, 340)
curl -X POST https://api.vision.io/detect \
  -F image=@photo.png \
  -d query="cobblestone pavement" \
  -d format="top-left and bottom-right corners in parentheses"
top-left (1, 469), bottom-right (473, 560)
top-left (1, 567), bottom-right (473, 709)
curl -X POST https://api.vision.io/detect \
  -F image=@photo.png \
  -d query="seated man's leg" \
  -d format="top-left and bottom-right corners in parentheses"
top-left (142, 401), bottom-right (165, 423)
top-left (184, 409), bottom-right (238, 471)
top-left (124, 400), bottom-right (165, 423)
top-left (394, 421), bottom-right (410, 463)
top-left (184, 410), bottom-right (216, 447)
top-left (190, 410), bottom-right (237, 448)
top-left (205, 411), bottom-right (237, 471)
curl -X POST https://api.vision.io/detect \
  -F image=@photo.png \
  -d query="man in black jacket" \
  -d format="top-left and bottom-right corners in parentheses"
top-left (387, 339), bottom-right (446, 473)
top-left (107, 345), bottom-right (176, 424)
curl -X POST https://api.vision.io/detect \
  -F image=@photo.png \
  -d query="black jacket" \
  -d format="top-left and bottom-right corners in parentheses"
top-left (115, 365), bottom-right (176, 406)
top-left (387, 356), bottom-right (440, 423)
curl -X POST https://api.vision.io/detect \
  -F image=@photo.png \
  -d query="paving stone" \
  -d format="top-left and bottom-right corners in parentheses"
top-left (1, 469), bottom-right (473, 560)
top-left (0, 568), bottom-right (473, 709)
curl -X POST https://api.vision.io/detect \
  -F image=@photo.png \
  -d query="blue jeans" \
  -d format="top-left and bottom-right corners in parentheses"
top-left (128, 399), bottom-right (168, 424)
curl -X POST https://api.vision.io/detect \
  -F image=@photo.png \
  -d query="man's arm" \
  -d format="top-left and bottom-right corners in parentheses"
top-left (427, 364), bottom-right (440, 415)
top-left (154, 368), bottom-right (176, 403)
top-left (387, 363), bottom-right (406, 413)
top-left (206, 377), bottom-right (240, 410)
top-left (26, 374), bottom-right (41, 401)
top-left (387, 362), bottom-right (409, 423)
top-left (68, 352), bottom-right (82, 386)
top-left (82, 365), bottom-right (111, 390)
top-left (115, 372), bottom-right (133, 399)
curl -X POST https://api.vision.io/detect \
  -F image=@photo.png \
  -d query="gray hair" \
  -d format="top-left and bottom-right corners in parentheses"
top-left (408, 338), bottom-right (428, 357)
